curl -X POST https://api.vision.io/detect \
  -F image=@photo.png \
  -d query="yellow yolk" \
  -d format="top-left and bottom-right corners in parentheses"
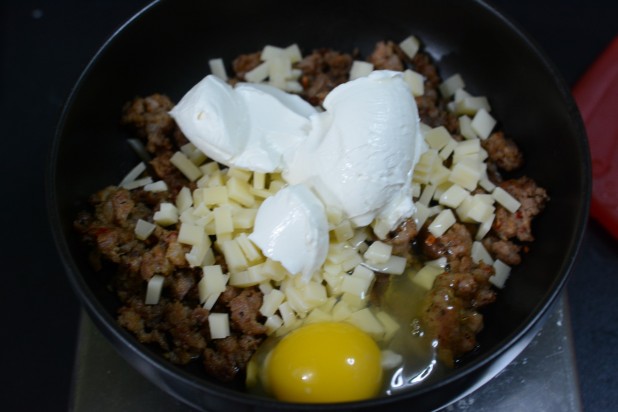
top-left (265, 322), bottom-right (383, 403)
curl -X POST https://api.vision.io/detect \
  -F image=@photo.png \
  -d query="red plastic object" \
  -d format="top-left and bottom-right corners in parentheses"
top-left (573, 36), bottom-right (618, 239)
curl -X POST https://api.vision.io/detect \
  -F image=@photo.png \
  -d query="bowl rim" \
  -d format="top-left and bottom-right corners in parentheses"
top-left (46, 0), bottom-right (592, 409)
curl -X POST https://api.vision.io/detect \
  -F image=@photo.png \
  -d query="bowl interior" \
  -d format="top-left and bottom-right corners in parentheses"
top-left (50, 0), bottom-right (590, 410)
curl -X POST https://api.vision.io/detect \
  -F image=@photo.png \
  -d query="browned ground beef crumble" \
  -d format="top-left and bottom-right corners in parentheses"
top-left (74, 41), bottom-right (549, 383)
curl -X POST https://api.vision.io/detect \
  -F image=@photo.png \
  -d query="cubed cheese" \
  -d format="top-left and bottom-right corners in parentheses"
top-left (208, 58), bottom-right (228, 81)
top-left (208, 313), bottom-right (230, 339)
top-left (399, 35), bottom-right (420, 58)
top-left (428, 209), bottom-right (456, 238)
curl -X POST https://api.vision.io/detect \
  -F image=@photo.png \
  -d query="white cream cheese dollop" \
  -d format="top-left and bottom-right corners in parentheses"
top-left (169, 75), bottom-right (317, 173)
top-left (248, 184), bottom-right (329, 281)
top-left (283, 70), bottom-right (422, 230)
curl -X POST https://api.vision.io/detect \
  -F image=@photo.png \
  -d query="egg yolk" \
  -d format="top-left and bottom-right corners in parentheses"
top-left (265, 322), bottom-right (383, 403)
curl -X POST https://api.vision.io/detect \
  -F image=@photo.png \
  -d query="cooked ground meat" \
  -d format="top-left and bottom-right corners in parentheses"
top-left (75, 185), bottom-right (267, 382)
top-left (482, 131), bottom-right (524, 172)
top-left (384, 217), bottom-right (418, 257)
top-left (296, 49), bottom-right (353, 105)
top-left (122, 94), bottom-right (188, 153)
top-left (482, 235), bottom-right (522, 266)
top-left (421, 262), bottom-right (496, 366)
top-left (492, 177), bottom-right (549, 242)
top-left (419, 222), bottom-right (473, 267)
top-left (229, 288), bottom-right (268, 336)
top-left (203, 334), bottom-right (263, 383)
top-left (369, 41), bottom-right (405, 71)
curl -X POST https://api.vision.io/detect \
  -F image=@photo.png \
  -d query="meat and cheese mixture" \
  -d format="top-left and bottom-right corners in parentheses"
top-left (74, 37), bottom-right (548, 395)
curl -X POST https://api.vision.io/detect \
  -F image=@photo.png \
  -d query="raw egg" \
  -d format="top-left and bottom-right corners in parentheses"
top-left (265, 321), bottom-right (383, 403)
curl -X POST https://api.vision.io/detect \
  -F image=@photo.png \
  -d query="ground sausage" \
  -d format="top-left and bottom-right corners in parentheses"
top-left (492, 177), bottom-right (549, 242)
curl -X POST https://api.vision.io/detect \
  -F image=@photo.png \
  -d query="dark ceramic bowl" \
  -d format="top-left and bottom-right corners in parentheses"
top-left (48, 0), bottom-right (590, 410)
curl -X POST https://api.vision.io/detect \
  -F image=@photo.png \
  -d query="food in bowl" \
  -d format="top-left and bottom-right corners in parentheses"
top-left (73, 36), bottom-right (548, 402)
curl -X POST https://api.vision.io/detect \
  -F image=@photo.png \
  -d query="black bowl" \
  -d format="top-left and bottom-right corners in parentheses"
top-left (48, 0), bottom-right (590, 410)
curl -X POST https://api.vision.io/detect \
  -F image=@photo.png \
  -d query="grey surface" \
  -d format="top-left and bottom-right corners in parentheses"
top-left (70, 295), bottom-right (581, 412)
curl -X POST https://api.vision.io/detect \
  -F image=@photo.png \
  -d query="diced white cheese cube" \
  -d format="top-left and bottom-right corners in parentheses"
top-left (198, 265), bottom-right (227, 302)
top-left (455, 96), bottom-right (491, 116)
top-left (122, 176), bottom-right (153, 190)
top-left (429, 163), bottom-right (451, 186)
top-left (439, 73), bottom-right (465, 98)
top-left (424, 126), bottom-right (452, 150)
top-left (268, 56), bottom-right (292, 89)
top-left (208, 313), bottom-right (230, 339)
top-left (178, 222), bottom-right (205, 246)
top-left (340, 275), bottom-right (371, 298)
top-left (261, 45), bottom-right (285, 61)
top-left (454, 88), bottom-right (471, 102)
top-left (333, 220), bottom-right (354, 242)
top-left (244, 61), bottom-right (269, 83)
top-left (220, 239), bottom-right (248, 273)
top-left (410, 264), bottom-right (443, 290)
top-left (202, 291), bottom-right (221, 310)
top-left (476, 213), bottom-right (495, 241)
top-left (399, 35), bottom-right (420, 59)
top-left (235, 233), bottom-right (262, 264)
top-left (252, 172), bottom-right (266, 190)
top-left (349, 60), bottom-right (374, 80)
top-left (208, 58), bottom-right (228, 81)
top-left (226, 176), bottom-right (255, 207)
top-left (260, 289), bottom-right (285, 317)
top-left (119, 162), bottom-right (147, 187)
top-left (428, 209), bottom-right (456, 238)
top-left (362, 255), bottom-right (407, 275)
top-left (471, 108), bottom-right (497, 140)
top-left (331, 300), bottom-right (353, 321)
top-left (175, 187), bottom-right (193, 213)
top-left (153, 203), bottom-right (178, 226)
top-left (185, 243), bottom-right (210, 268)
top-left (471, 241), bottom-right (494, 264)
top-left (341, 252), bottom-right (364, 273)
top-left (439, 184), bottom-right (470, 208)
top-left (479, 175), bottom-right (497, 192)
top-left (376, 311), bottom-right (400, 341)
top-left (381, 349), bottom-right (403, 369)
top-left (413, 202), bottom-right (430, 229)
top-left (304, 308), bottom-right (332, 325)
top-left (285, 284), bottom-right (311, 315)
top-left (201, 186), bottom-right (228, 206)
top-left (426, 257), bottom-right (448, 268)
top-left (264, 314), bottom-right (283, 334)
top-left (134, 219), bottom-right (156, 241)
top-left (454, 138), bottom-right (481, 157)
top-left (438, 137), bottom-right (458, 160)
top-left (170, 151), bottom-right (203, 182)
top-left (363, 241), bottom-right (393, 264)
top-left (284, 44), bottom-right (302, 63)
top-left (346, 308), bottom-right (385, 340)
top-left (145, 274), bottom-right (165, 305)
top-left (490, 259), bottom-right (511, 288)
top-left (492, 186), bottom-right (521, 213)
top-left (403, 69), bottom-right (425, 97)
top-left (419, 184), bottom-right (437, 206)
top-left (448, 159), bottom-right (483, 191)
top-left (458, 115), bottom-right (478, 140)
top-left (466, 196), bottom-right (495, 223)
top-left (278, 302), bottom-right (296, 326)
